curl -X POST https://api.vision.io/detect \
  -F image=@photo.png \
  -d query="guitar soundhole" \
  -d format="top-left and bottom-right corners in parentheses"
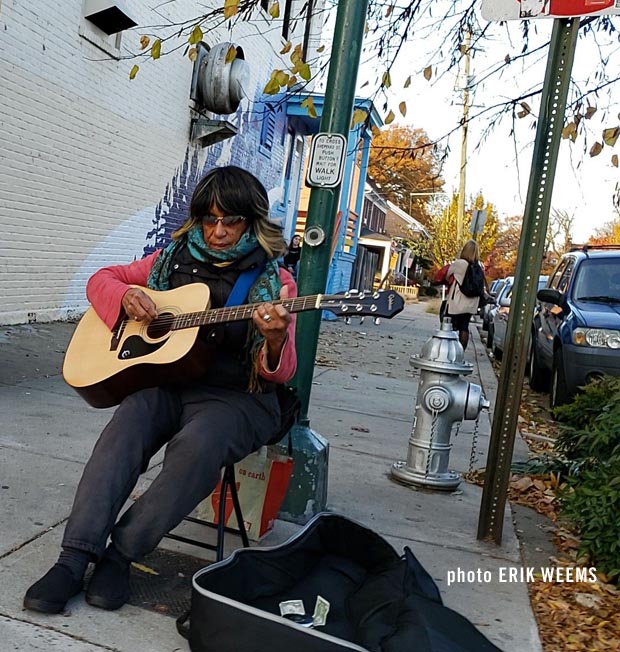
top-left (146, 313), bottom-right (174, 340)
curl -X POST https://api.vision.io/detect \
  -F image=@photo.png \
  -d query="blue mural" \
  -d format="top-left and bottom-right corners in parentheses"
top-left (142, 92), bottom-right (291, 258)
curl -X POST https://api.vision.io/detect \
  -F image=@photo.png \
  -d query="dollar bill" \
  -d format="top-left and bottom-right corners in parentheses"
top-left (312, 595), bottom-right (330, 627)
top-left (279, 599), bottom-right (306, 616)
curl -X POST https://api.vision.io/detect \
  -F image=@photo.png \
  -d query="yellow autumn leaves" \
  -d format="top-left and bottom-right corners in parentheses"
top-left (378, 67), bottom-right (427, 126)
top-left (263, 43), bottom-right (312, 95)
top-left (561, 106), bottom-right (620, 167)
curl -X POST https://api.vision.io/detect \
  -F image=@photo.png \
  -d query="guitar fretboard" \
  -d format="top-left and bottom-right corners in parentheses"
top-left (171, 294), bottom-right (325, 330)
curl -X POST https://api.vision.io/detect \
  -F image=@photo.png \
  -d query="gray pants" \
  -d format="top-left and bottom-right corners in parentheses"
top-left (62, 385), bottom-right (280, 562)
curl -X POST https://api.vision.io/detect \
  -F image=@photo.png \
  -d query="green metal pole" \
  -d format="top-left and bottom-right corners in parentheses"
top-left (294, 0), bottom-right (370, 425)
top-left (278, 0), bottom-right (370, 524)
top-left (477, 18), bottom-right (580, 544)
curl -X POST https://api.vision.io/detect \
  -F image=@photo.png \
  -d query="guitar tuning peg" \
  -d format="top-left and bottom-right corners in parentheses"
top-left (359, 316), bottom-right (365, 324)
top-left (374, 317), bottom-right (381, 325)
top-left (344, 316), bottom-right (351, 325)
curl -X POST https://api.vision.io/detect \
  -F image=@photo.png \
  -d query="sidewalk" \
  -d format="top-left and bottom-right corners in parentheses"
top-left (0, 303), bottom-right (542, 651)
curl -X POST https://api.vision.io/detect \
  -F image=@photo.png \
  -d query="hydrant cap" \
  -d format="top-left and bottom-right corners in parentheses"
top-left (410, 324), bottom-right (473, 374)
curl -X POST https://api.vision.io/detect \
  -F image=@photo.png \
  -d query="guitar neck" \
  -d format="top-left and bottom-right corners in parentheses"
top-left (171, 294), bottom-right (325, 330)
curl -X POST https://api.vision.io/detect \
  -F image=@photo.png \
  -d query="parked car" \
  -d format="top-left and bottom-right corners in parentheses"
top-left (482, 277), bottom-right (511, 331)
top-left (529, 247), bottom-right (620, 407)
top-left (485, 278), bottom-right (513, 354)
top-left (480, 276), bottom-right (514, 334)
top-left (487, 275), bottom-right (548, 359)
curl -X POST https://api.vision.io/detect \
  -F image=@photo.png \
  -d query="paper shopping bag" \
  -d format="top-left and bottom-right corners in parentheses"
top-left (197, 447), bottom-right (294, 541)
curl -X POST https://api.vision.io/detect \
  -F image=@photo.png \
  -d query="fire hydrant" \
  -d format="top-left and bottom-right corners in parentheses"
top-left (391, 318), bottom-right (490, 490)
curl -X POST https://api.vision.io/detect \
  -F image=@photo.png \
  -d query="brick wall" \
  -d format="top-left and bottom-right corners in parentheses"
top-left (0, 0), bottom-right (324, 324)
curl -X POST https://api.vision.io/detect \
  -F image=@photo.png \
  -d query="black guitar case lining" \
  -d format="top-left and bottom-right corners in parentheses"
top-left (180, 513), bottom-right (503, 652)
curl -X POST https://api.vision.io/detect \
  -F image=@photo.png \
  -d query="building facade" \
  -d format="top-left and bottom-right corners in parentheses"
top-left (0, 0), bottom-right (324, 324)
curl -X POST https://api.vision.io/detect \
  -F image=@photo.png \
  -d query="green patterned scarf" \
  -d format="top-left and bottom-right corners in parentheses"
top-left (147, 224), bottom-right (282, 391)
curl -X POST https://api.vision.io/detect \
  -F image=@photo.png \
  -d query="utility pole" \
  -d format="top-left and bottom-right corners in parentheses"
top-left (457, 29), bottom-right (471, 244)
top-left (279, 0), bottom-right (370, 524)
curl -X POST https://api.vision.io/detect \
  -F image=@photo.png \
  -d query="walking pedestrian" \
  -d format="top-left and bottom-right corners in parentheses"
top-left (444, 240), bottom-right (486, 350)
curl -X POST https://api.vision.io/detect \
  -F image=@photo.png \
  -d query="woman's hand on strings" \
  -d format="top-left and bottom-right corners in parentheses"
top-left (122, 288), bottom-right (158, 323)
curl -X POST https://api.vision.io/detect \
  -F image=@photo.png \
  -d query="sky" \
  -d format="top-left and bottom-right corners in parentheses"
top-left (347, 3), bottom-right (620, 243)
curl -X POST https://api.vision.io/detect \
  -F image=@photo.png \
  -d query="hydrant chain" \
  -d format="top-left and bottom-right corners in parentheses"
top-left (425, 411), bottom-right (439, 478)
top-left (468, 416), bottom-right (481, 475)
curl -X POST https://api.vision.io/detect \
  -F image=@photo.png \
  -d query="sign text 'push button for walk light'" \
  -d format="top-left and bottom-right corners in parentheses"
top-left (306, 133), bottom-right (347, 188)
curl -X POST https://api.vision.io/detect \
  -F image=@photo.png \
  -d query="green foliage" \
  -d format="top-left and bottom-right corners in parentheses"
top-left (558, 461), bottom-right (620, 578)
top-left (511, 454), bottom-right (573, 477)
top-left (554, 376), bottom-right (620, 578)
top-left (554, 376), bottom-right (620, 460)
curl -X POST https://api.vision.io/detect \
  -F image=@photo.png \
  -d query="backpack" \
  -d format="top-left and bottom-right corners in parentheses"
top-left (459, 262), bottom-right (485, 298)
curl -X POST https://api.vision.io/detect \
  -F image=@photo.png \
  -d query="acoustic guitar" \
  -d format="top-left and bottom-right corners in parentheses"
top-left (62, 283), bottom-right (404, 408)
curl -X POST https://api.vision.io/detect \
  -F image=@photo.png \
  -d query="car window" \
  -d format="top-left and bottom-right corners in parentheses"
top-left (537, 276), bottom-right (549, 290)
top-left (497, 281), bottom-right (512, 301)
top-left (572, 259), bottom-right (620, 300)
top-left (556, 259), bottom-right (575, 293)
top-left (549, 260), bottom-right (568, 289)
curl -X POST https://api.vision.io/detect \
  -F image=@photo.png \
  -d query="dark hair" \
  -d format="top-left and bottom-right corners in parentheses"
top-left (173, 166), bottom-right (286, 258)
top-left (190, 166), bottom-right (269, 224)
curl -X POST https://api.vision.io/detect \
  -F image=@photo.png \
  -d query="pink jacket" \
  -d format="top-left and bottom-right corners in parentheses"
top-left (86, 251), bottom-right (297, 385)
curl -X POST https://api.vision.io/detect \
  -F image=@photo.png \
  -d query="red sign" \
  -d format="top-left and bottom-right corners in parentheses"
top-left (482, 0), bottom-right (620, 20)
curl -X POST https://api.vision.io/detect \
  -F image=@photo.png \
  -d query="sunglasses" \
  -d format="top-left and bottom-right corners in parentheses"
top-left (202, 214), bottom-right (247, 227)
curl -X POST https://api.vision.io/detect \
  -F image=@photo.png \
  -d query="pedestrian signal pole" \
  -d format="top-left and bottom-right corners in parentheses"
top-left (294, 0), bottom-right (370, 424)
top-left (279, 0), bottom-right (370, 523)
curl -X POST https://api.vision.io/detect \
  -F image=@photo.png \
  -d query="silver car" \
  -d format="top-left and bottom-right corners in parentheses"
top-left (488, 275), bottom-right (548, 359)
top-left (482, 278), bottom-right (510, 331)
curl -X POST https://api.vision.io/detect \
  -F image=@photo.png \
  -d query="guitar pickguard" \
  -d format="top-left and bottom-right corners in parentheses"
top-left (117, 335), bottom-right (167, 360)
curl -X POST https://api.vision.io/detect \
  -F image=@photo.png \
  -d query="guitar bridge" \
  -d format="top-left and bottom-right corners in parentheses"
top-left (110, 319), bottom-right (127, 352)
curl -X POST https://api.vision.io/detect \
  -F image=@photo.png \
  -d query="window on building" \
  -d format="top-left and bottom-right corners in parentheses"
top-left (282, 0), bottom-right (294, 40)
top-left (302, 0), bottom-right (315, 60)
top-left (260, 108), bottom-right (277, 153)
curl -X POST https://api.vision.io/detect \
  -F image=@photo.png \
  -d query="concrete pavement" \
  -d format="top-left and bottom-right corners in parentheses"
top-left (0, 302), bottom-right (542, 651)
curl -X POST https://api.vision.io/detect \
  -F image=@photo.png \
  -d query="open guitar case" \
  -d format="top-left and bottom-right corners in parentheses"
top-left (177, 513), bottom-right (503, 652)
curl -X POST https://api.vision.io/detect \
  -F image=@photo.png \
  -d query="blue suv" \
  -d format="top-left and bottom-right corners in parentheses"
top-left (529, 246), bottom-right (620, 407)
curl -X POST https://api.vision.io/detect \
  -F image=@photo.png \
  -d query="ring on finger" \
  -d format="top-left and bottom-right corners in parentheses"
top-left (262, 313), bottom-right (272, 322)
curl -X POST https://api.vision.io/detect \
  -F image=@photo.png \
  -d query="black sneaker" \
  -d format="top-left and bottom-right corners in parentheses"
top-left (85, 556), bottom-right (131, 610)
top-left (23, 564), bottom-right (83, 614)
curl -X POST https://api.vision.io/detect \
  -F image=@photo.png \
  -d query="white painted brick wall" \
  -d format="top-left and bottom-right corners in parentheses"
top-left (0, 0), bottom-right (326, 324)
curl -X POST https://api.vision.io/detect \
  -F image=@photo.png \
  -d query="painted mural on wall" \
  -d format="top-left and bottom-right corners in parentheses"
top-left (143, 92), bottom-right (291, 257)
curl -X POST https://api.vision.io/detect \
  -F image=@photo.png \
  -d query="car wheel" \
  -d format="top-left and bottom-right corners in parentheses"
top-left (482, 310), bottom-right (489, 332)
top-left (550, 348), bottom-right (570, 409)
top-left (528, 333), bottom-right (549, 391)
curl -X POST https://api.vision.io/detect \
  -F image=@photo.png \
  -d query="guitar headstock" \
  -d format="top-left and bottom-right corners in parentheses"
top-left (320, 289), bottom-right (405, 320)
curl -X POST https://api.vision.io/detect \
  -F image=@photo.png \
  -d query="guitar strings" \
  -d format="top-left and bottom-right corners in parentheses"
top-left (124, 293), bottom-right (381, 331)
top-left (126, 296), bottom-right (316, 330)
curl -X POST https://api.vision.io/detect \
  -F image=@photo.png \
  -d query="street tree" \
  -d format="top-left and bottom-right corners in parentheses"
top-left (426, 191), bottom-right (498, 268)
top-left (588, 218), bottom-right (620, 244)
top-left (485, 215), bottom-right (522, 280)
top-left (545, 209), bottom-right (575, 260)
top-left (367, 125), bottom-right (445, 225)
